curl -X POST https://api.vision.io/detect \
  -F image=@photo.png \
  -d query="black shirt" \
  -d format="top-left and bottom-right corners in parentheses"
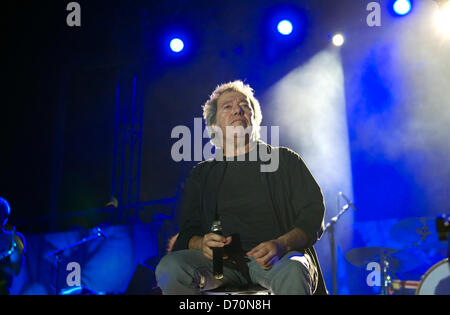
top-left (173, 141), bottom-right (328, 294)
top-left (217, 149), bottom-right (280, 252)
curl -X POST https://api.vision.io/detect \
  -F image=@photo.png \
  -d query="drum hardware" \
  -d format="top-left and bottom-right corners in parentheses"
top-left (345, 246), bottom-right (428, 295)
top-left (390, 217), bottom-right (447, 251)
top-left (415, 258), bottom-right (450, 295)
top-left (435, 214), bottom-right (450, 259)
top-left (345, 246), bottom-right (427, 273)
top-left (390, 279), bottom-right (420, 293)
top-left (345, 247), bottom-right (396, 295)
top-left (46, 226), bottom-right (107, 295)
top-left (388, 215), bottom-right (450, 295)
top-left (343, 215), bottom-right (450, 295)
top-left (413, 215), bottom-right (450, 295)
top-left (436, 214), bottom-right (450, 241)
top-left (380, 252), bottom-right (392, 295)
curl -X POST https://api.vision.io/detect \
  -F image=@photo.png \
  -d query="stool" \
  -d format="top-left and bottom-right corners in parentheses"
top-left (202, 284), bottom-right (271, 295)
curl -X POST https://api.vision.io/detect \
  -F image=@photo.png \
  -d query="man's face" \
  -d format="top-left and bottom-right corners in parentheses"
top-left (213, 90), bottom-right (254, 141)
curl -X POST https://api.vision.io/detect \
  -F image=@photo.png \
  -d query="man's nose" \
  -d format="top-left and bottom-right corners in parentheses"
top-left (231, 103), bottom-right (244, 115)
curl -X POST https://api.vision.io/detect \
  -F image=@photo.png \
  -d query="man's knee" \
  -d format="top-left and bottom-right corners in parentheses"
top-left (270, 260), bottom-right (312, 295)
top-left (156, 251), bottom-right (190, 281)
top-left (155, 250), bottom-right (208, 294)
top-left (155, 253), bottom-right (174, 280)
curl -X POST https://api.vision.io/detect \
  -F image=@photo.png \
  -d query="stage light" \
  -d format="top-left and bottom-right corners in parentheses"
top-left (433, 0), bottom-right (450, 10)
top-left (332, 34), bottom-right (345, 47)
top-left (434, 2), bottom-right (450, 37)
top-left (264, 49), bottom-right (354, 282)
top-left (277, 20), bottom-right (293, 35)
top-left (332, 34), bottom-right (345, 46)
top-left (393, 0), bottom-right (412, 16)
top-left (169, 38), bottom-right (184, 53)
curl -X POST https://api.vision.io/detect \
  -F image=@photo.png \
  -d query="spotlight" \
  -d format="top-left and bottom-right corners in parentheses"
top-left (169, 38), bottom-right (184, 53)
top-left (435, 1), bottom-right (450, 37)
top-left (277, 20), bottom-right (293, 35)
top-left (332, 33), bottom-right (345, 47)
top-left (393, 0), bottom-right (412, 16)
top-left (433, 0), bottom-right (450, 10)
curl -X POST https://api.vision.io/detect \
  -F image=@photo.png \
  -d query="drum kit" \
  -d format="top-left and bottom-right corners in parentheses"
top-left (345, 215), bottom-right (450, 295)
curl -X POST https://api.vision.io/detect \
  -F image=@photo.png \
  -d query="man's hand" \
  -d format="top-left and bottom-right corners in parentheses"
top-left (200, 233), bottom-right (232, 260)
top-left (246, 240), bottom-right (286, 270)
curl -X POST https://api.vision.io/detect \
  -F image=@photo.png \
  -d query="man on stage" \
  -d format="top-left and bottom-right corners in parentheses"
top-left (156, 80), bottom-right (327, 295)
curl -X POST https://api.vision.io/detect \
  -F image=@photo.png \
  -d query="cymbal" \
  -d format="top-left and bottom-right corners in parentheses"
top-left (390, 217), bottom-right (443, 249)
top-left (345, 247), bottom-right (397, 268)
top-left (389, 248), bottom-right (429, 272)
top-left (345, 247), bottom-right (427, 273)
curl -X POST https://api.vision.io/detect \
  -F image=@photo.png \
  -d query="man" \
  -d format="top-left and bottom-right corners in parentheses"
top-left (156, 80), bottom-right (327, 295)
top-left (0, 197), bottom-right (26, 295)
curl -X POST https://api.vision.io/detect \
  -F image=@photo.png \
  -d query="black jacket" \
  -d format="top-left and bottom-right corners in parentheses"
top-left (173, 141), bottom-right (328, 295)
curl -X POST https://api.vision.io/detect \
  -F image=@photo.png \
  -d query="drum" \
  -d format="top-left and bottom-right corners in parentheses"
top-left (416, 258), bottom-right (450, 295)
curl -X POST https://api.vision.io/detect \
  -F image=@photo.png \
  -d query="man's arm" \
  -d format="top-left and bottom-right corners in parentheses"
top-left (286, 148), bottom-right (325, 248)
top-left (276, 227), bottom-right (309, 253)
top-left (188, 235), bottom-right (203, 250)
top-left (247, 148), bottom-right (325, 270)
top-left (172, 168), bottom-right (203, 252)
top-left (246, 227), bottom-right (308, 270)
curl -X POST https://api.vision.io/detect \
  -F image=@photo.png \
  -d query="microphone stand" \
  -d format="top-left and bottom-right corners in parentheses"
top-left (47, 227), bottom-right (107, 295)
top-left (323, 193), bottom-right (357, 295)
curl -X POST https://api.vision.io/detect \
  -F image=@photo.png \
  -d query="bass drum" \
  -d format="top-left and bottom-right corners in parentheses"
top-left (416, 258), bottom-right (450, 295)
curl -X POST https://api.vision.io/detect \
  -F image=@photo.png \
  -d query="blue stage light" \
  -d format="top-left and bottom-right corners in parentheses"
top-left (393, 0), bottom-right (412, 15)
top-left (332, 33), bottom-right (345, 47)
top-left (169, 38), bottom-right (184, 53)
top-left (277, 20), bottom-right (293, 35)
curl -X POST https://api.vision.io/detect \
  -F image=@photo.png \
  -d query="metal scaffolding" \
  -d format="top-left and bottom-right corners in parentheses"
top-left (111, 68), bottom-right (144, 224)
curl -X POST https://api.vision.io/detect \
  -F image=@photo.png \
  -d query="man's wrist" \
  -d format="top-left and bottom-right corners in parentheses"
top-left (188, 235), bottom-right (203, 250)
top-left (275, 227), bottom-right (309, 254)
top-left (274, 237), bottom-right (288, 256)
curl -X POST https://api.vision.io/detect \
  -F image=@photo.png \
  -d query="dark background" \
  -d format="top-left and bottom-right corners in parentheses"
top-left (2, 0), bottom-right (357, 230)
top-left (3, 0), bottom-right (448, 227)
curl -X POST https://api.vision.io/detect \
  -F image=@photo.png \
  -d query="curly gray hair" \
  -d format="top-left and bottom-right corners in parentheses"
top-left (202, 80), bottom-right (262, 147)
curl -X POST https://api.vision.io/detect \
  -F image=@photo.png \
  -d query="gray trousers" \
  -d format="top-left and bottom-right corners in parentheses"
top-left (155, 249), bottom-right (316, 295)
